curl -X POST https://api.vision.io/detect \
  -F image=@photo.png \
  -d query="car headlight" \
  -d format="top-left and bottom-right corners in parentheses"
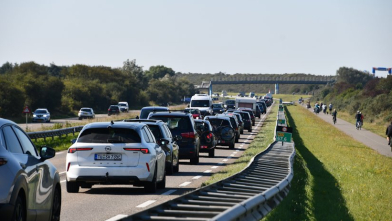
top-left (33, 114), bottom-right (37, 117)
top-left (43, 115), bottom-right (47, 117)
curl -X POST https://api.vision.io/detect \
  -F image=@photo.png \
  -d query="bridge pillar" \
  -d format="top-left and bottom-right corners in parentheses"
top-left (209, 82), bottom-right (213, 96)
top-left (275, 83), bottom-right (279, 94)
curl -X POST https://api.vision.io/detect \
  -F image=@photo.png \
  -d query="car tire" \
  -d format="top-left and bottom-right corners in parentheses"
top-left (48, 119), bottom-right (51, 123)
top-left (78, 117), bottom-right (82, 120)
top-left (66, 180), bottom-right (79, 193)
top-left (208, 149), bottom-right (215, 158)
top-left (51, 186), bottom-right (61, 221)
top-left (144, 169), bottom-right (157, 193)
top-left (174, 161), bottom-right (179, 173)
top-left (166, 159), bottom-right (174, 175)
top-left (157, 171), bottom-right (166, 189)
top-left (235, 136), bottom-right (239, 143)
top-left (252, 122), bottom-right (255, 126)
top-left (240, 129), bottom-right (244, 135)
top-left (12, 194), bottom-right (25, 221)
top-left (190, 155), bottom-right (199, 165)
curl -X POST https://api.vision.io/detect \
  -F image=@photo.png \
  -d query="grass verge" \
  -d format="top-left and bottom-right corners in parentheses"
top-left (32, 133), bottom-right (79, 152)
top-left (263, 105), bottom-right (392, 221)
top-left (202, 103), bottom-right (277, 186)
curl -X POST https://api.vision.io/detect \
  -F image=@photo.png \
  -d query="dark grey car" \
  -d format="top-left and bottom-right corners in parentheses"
top-left (0, 118), bottom-right (61, 221)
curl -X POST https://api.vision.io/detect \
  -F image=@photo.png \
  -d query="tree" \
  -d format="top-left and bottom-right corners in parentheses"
top-left (145, 65), bottom-right (175, 80)
top-left (336, 67), bottom-right (372, 87)
top-left (0, 62), bottom-right (13, 74)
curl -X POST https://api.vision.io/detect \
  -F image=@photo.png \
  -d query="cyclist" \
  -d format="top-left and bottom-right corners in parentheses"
top-left (355, 111), bottom-right (362, 130)
top-left (332, 109), bottom-right (337, 124)
top-left (329, 103), bottom-right (333, 114)
top-left (386, 121), bottom-right (392, 151)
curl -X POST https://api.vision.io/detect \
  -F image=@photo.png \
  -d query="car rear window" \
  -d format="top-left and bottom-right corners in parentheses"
top-left (81, 108), bottom-right (91, 112)
top-left (141, 108), bottom-right (168, 119)
top-left (149, 116), bottom-right (191, 131)
top-left (207, 119), bottom-right (231, 127)
top-left (78, 128), bottom-right (141, 143)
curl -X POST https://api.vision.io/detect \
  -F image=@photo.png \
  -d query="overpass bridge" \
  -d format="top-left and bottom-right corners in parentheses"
top-left (196, 75), bottom-right (337, 95)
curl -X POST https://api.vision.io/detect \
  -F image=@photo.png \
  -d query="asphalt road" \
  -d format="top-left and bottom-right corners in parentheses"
top-left (48, 114), bottom-right (268, 221)
top-left (302, 104), bottom-right (392, 158)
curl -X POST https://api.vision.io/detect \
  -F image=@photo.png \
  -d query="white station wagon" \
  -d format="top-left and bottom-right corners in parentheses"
top-left (66, 121), bottom-right (166, 193)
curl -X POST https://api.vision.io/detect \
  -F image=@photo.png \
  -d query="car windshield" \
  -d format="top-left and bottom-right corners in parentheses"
top-left (35, 110), bottom-right (47, 114)
top-left (225, 100), bottom-right (235, 105)
top-left (78, 128), bottom-right (141, 143)
top-left (207, 118), bottom-right (231, 127)
top-left (185, 109), bottom-right (199, 114)
top-left (81, 108), bottom-right (91, 112)
top-left (118, 103), bottom-right (126, 106)
top-left (212, 104), bottom-right (222, 108)
top-left (149, 116), bottom-right (191, 131)
top-left (141, 109), bottom-right (168, 119)
top-left (191, 100), bottom-right (209, 107)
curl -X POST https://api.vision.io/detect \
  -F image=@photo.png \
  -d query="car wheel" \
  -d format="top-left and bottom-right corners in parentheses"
top-left (190, 155), bottom-right (199, 165)
top-left (208, 148), bottom-right (215, 158)
top-left (240, 129), bottom-right (244, 135)
top-left (80, 183), bottom-right (92, 189)
top-left (144, 169), bottom-right (157, 193)
top-left (248, 128), bottom-right (252, 132)
top-left (48, 119), bottom-right (51, 123)
top-left (78, 117), bottom-right (82, 120)
top-left (157, 171), bottom-right (166, 189)
top-left (51, 186), bottom-right (61, 221)
top-left (12, 194), bottom-right (26, 221)
top-left (166, 159), bottom-right (174, 175)
top-left (252, 122), bottom-right (255, 126)
top-left (174, 161), bottom-right (179, 173)
top-left (235, 136), bottom-right (239, 143)
top-left (66, 180), bottom-right (79, 193)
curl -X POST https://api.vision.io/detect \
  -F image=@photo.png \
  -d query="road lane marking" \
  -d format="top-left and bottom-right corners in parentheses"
top-left (60, 180), bottom-right (66, 183)
top-left (192, 176), bottom-right (202, 179)
top-left (136, 200), bottom-right (156, 208)
top-left (59, 171), bottom-right (66, 175)
top-left (57, 152), bottom-right (65, 155)
top-left (204, 170), bottom-right (212, 173)
top-left (106, 214), bottom-right (128, 221)
top-left (179, 182), bottom-right (192, 187)
top-left (161, 190), bottom-right (177, 195)
top-left (232, 152), bottom-right (238, 154)
top-left (223, 159), bottom-right (228, 162)
top-left (211, 166), bottom-right (219, 169)
top-left (218, 162), bottom-right (224, 165)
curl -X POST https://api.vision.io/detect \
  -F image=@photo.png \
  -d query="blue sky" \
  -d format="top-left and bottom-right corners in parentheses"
top-left (1, 0), bottom-right (391, 76)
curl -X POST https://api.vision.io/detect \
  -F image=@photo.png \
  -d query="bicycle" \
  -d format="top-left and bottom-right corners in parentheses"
top-left (356, 121), bottom-right (362, 130)
top-left (333, 116), bottom-right (336, 124)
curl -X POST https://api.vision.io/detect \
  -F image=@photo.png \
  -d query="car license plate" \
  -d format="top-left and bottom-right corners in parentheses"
top-left (218, 140), bottom-right (225, 144)
top-left (95, 153), bottom-right (122, 161)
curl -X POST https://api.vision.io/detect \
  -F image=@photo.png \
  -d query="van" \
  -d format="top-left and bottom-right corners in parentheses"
top-left (118, 102), bottom-right (129, 112)
top-left (190, 94), bottom-right (213, 116)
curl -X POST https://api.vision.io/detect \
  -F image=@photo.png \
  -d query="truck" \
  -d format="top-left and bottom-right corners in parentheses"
top-left (235, 97), bottom-right (257, 112)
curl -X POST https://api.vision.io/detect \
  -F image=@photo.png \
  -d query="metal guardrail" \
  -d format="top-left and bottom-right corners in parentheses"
top-left (123, 105), bottom-right (295, 221)
top-left (27, 126), bottom-right (84, 141)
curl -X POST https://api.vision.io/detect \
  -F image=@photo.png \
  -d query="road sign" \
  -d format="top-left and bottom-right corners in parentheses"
top-left (282, 127), bottom-right (287, 132)
top-left (276, 132), bottom-right (292, 142)
top-left (22, 106), bottom-right (31, 114)
top-left (278, 119), bottom-right (286, 125)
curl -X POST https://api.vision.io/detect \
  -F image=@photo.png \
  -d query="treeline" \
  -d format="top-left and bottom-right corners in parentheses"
top-left (0, 60), bottom-right (196, 118)
top-left (177, 72), bottom-right (323, 95)
top-left (313, 67), bottom-right (392, 123)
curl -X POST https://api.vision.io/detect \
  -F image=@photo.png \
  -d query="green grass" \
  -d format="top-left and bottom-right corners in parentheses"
top-left (263, 105), bottom-right (392, 221)
top-left (32, 133), bottom-right (79, 152)
top-left (202, 103), bottom-right (277, 186)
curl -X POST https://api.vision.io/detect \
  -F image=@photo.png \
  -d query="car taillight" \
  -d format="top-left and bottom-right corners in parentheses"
top-left (206, 133), bottom-right (212, 139)
top-left (201, 145), bottom-right (208, 149)
top-left (181, 132), bottom-right (195, 139)
top-left (123, 148), bottom-right (149, 154)
top-left (68, 147), bottom-right (93, 153)
top-left (0, 158), bottom-right (7, 166)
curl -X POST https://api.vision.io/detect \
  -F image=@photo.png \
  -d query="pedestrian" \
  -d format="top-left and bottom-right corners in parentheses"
top-left (329, 103), bottom-right (333, 114)
top-left (386, 121), bottom-right (392, 151)
top-left (322, 104), bottom-right (327, 114)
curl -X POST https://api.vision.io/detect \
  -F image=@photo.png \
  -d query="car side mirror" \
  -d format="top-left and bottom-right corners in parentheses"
top-left (187, 104), bottom-right (190, 108)
top-left (40, 146), bottom-right (55, 161)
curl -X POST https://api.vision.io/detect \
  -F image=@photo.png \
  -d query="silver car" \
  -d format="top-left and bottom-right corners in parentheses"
top-left (78, 107), bottom-right (95, 120)
top-left (32, 108), bottom-right (51, 123)
top-left (0, 118), bottom-right (61, 221)
top-left (66, 121), bottom-right (166, 193)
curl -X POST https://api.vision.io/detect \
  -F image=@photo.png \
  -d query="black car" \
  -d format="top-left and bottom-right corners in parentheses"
top-left (255, 105), bottom-right (261, 118)
top-left (238, 108), bottom-right (255, 126)
top-left (216, 114), bottom-right (240, 143)
top-left (227, 112), bottom-right (244, 134)
top-left (224, 99), bottom-right (235, 110)
top-left (212, 103), bottom-right (225, 115)
top-left (108, 105), bottom-right (120, 116)
top-left (140, 106), bottom-right (169, 119)
top-left (204, 116), bottom-right (236, 149)
top-left (257, 101), bottom-right (267, 114)
top-left (234, 111), bottom-right (252, 132)
top-left (194, 119), bottom-right (217, 157)
top-left (148, 112), bottom-right (200, 165)
top-left (124, 119), bottom-right (181, 174)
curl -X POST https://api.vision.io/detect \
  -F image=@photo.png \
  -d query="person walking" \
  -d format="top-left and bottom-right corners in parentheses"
top-left (386, 121), bottom-right (392, 151)
top-left (332, 109), bottom-right (337, 124)
top-left (329, 103), bottom-right (333, 114)
top-left (355, 111), bottom-right (362, 130)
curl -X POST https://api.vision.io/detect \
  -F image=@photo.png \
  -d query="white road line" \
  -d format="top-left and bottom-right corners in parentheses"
top-left (204, 170), bottom-right (212, 173)
top-left (136, 200), bottom-right (156, 208)
top-left (60, 180), bottom-right (66, 183)
top-left (59, 171), bottom-right (66, 175)
top-left (179, 182), bottom-right (192, 187)
top-left (223, 159), bottom-right (228, 162)
top-left (106, 214), bottom-right (128, 221)
top-left (161, 190), bottom-right (177, 195)
top-left (211, 166), bottom-right (219, 169)
top-left (218, 162), bottom-right (224, 165)
top-left (236, 150), bottom-right (240, 151)
top-left (192, 176), bottom-right (202, 179)
top-left (230, 154), bottom-right (235, 157)
top-left (232, 152), bottom-right (238, 154)
top-left (57, 152), bottom-right (64, 154)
